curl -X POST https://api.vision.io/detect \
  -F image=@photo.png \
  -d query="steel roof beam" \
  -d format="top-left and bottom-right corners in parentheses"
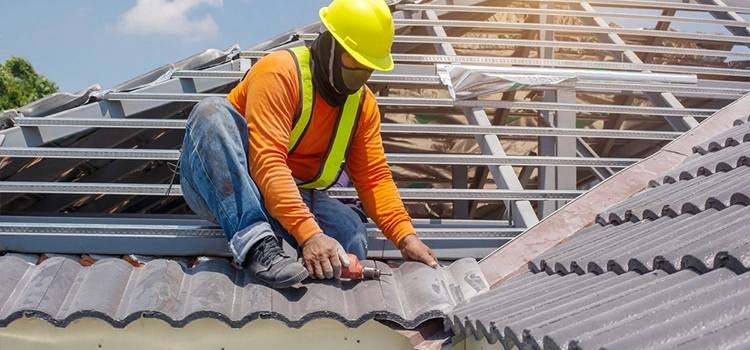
top-left (22, 131), bottom-right (184, 212)
top-left (393, 18), bottom-right (750, 44)
top-left (0, 182), bottom-right (585, 200)
top-left (98, 93), bottom-right (717, 117)
top-left (464, 107), bottom-right (540, 228)
top-left (10, 119), bottom-right (683, 140)
top-left (241, 51), bottom-right (750, 77)
top-left (0, 149), bottom-right (637, 167)
top-left (0, 61), bottom-right (242, 148)
top-left (0, 218), bottom-right (522, 258)
top-left (697, 0), bottom-right (750, 49)
top-left (169, 70), bottom-right (748, 97)
top-left (576, 2), bottom-right (699, 132)
top-left (296, 33), bottom-right (750, 59)
top-left (396, 3), bottom-right (750, 28)
top-left (519, 0), bottom-right (750, 13)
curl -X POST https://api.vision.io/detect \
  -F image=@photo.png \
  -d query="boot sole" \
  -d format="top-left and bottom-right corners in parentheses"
top-left (269, 268), bottom-right (310, 289)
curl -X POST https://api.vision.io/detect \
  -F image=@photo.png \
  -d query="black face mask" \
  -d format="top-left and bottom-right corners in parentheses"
top-left (310, 31), bottom-right (372, 107)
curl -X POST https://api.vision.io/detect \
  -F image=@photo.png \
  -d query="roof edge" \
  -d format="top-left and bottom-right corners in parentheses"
top-left (479, 92), bottom-right (750, 287)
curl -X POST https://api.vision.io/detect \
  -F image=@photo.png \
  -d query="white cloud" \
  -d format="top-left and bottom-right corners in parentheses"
top-left (115, 0), bottom-right (223, 41)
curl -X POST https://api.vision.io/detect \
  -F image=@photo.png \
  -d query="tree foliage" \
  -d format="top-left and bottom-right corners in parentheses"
top-left (0, 56), bottom-right (59, 111)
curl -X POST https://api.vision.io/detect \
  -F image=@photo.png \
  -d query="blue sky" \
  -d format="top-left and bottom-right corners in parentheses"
top-left (1, 1), bottom-right (748, 93)
top-left (1, 0), bottom-right (331, 93)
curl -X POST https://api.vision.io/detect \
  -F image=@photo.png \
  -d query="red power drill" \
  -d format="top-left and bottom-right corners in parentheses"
top-left (340, 253), bottom-right (391, 279)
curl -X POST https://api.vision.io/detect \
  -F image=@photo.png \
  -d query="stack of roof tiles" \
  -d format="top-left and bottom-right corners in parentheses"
top-left (447, 113), bottom-right (750, 350)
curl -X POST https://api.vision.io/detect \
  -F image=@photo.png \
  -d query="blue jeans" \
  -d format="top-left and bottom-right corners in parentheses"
top-left (179, 97), bottom-right (367, 266)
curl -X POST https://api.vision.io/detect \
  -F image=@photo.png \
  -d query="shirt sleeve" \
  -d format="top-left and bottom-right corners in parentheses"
top-left (346, 88), bottom-right (416, 247)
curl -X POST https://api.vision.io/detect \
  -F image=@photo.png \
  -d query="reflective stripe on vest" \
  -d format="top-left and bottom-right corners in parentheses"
top-left (287, 46), bottom-right (363, 190)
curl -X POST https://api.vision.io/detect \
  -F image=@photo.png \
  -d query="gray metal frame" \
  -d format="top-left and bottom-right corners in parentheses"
top-left (1, 0), bottom-right (748, 260)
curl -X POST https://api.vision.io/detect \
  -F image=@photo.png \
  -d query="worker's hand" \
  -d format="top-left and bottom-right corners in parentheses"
top-left (399, 235), bottom-right (438, 268)
top-left (301, 233), bottom-right (351, 279)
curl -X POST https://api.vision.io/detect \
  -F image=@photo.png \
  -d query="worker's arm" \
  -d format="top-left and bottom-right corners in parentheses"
top-left (242, 52), bottom-right (350, 279)
top-left (243, 52), bottom-right (324, 246)
top-left (346, 90), bottom-right (437, 267)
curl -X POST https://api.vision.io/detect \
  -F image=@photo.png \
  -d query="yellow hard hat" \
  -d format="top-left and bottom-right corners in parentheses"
top-left (319, 0), bottom-right (395, 71)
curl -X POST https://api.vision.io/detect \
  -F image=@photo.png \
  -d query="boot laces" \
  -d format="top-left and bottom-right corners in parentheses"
top-left (254, 236), bottom-right (286, 266)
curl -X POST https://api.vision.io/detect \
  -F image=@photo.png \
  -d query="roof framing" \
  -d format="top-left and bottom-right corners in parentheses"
top-left (1, 0), bottom-right (748, 260)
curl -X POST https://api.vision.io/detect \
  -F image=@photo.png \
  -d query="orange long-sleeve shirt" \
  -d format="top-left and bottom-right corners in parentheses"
top-left (226, 50), bottom-right (414, 247)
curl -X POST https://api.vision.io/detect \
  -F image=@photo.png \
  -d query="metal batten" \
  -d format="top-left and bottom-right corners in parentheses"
top-left (388, 35), bottom-right (750, 59)
top-left (396, 3), bottom-right (750, 27)
top-left (0, 147), bottom-right (636, 165)
top-left (295, 32), bottom-right (749, 58)
top-left (327, 188), bottom-right (585, 200)
top-left (14, 118), bottom-right (188, 129)
top-left (240, 51), bottom-right (750, 77)
top-left (89, 92), bottom-right (717, 117)
top-left (394, 18), bottom-right (750, 44)
top-left (380, 124), bottom-right (681, 140)
top-left (164, 69), bottom-right (745, 96)
top-left (99, 92), bottom-right (224, 102)
top-left (171, 70), bottom-right (444, 85)
top-left (0, 147), bottom-right (180, 160)
top-left (441, 65), bottom-right (698, 84)
top-left (573, 82), bottom-right (748, 96)
top-left (378, 97), bottom-right (716, 117)
top-left (0, 220), bottom-right (521, 256)
top-left (385, 154), bottom-right (637, 167)
top-left (171, 70), bottom-right (245, 78)
top-left (0, 182), bottom-right (183, 196)
top-left (0, 182), bottom-right (585, 199)
top-left (10, 117), bottom-right (681, 139)
top-left (520, 0), bottom-right (750, 13)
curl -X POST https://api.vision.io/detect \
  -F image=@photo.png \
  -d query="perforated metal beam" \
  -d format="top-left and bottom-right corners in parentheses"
top-left (0, 61), bottom-right (242, 148)
top-left (99, 93), bottom-right (717, 117)
top-left (241, 51), bottom-right (750, 78)
top-left (11, 118), bottom-right (682, 140)
top-left (396, 3), bottom-right (750, 27)
top-left (393, 18), bottom-right (750, 44)
top-left (297, 33), bottom-right (750, 59)
top-left (463, 107), bottom-right (540, 228)
top-left (575, 2), bottom-right (699, 132)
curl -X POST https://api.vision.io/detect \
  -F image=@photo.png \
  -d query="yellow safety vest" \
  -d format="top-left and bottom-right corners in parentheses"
top-left (287, 46), bottom-right (364, 190)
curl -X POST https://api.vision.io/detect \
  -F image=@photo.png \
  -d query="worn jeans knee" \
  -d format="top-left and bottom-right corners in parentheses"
top-left (179, 97), bottom-right (273, 265)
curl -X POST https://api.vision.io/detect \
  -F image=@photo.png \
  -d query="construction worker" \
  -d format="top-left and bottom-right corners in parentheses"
top-left (179, 0), bottom-right (437, 289)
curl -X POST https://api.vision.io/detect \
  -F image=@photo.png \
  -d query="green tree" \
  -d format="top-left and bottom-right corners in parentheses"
top-left (0, 56), bottom-right (58, 111)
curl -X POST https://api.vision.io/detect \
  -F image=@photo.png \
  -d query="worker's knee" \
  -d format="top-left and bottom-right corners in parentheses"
top-left (338, 208), bottom-right (368, 261)
top-left (344, 230), bottom-right (367, 261)
top-left (313, 200), bottom-right (368, 260)
top-left (188, 97), bottom-right (245, 131)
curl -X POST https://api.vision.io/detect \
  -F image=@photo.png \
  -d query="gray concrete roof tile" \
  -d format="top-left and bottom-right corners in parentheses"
top-left (0, 256), bottom-right (487, 329)
top-left (674, 316), bottom-right (750, 350)
top-left (533, 203), bottom-right (750, 278)
top-left (650, 140), bottom-right (750, 187)
top-left (693, 116), bottom-right (750, 154)
top-left (558, 216), bottom-right (687, 274)
top-left (600, 165), bottom-right (750, 224)
top-left (500, 272), bottom-right (637, 349)
top-left (532, 221), bottom-right (642, 273)
top-left (538, 269), bottom-right (726, 350)
top-left (720, 240), bottom-right (750, 273)
top-left (575, 271), bottom-right (750, 350)
top-left (456, 99), bottom-right (750, 349)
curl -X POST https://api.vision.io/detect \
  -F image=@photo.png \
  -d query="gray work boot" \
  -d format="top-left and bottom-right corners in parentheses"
top-left (242, 236), bottom-right (308, 288)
